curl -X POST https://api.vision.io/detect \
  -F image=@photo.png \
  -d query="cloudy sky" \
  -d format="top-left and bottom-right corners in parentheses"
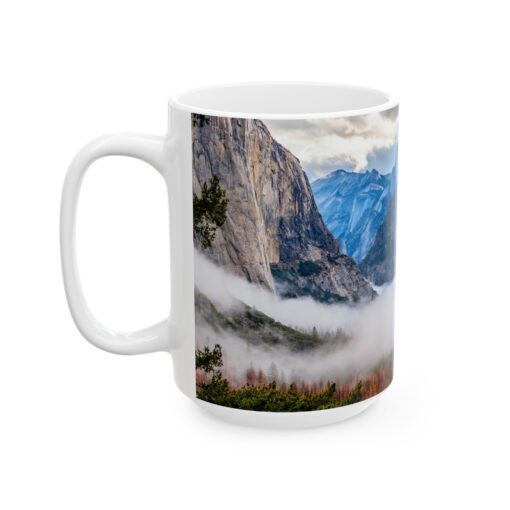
top-left (265, 107), bottom-right (398, 182)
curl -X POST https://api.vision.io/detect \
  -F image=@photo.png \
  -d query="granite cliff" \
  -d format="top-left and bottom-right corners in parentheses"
top-left (192, 115), bottom-right (375, 302)
top-left (359, 196), bottom-right (397, 285)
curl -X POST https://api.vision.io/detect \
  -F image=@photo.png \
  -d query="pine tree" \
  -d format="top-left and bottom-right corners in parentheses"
top-left (246, 364), bottom-right (256, 385)
top-left (193, 175), bottom-right (228, 249)
top-left (268, 362), bottom-right (278, 382)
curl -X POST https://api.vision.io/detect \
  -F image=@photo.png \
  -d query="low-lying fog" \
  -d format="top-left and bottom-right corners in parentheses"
top-left (195, 251), bottom-right (394, 384)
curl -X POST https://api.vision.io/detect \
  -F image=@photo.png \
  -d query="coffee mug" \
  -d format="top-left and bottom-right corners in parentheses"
top-left (61, 83), bottom-right (398, 428)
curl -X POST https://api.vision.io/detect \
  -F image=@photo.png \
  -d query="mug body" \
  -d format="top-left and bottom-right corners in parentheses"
top-left (166, 83), bottom-right (398, 427)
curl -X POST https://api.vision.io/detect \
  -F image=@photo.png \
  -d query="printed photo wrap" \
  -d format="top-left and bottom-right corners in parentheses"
top-left (192, 109), bottom-right (398, 412)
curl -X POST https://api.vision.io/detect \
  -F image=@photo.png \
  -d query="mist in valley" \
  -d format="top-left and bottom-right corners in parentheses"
top-left (195, 251), bottom-right (394, 386)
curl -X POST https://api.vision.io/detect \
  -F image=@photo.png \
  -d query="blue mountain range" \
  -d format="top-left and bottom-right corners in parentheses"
top-left (311, 168), bottom-right (396, 265)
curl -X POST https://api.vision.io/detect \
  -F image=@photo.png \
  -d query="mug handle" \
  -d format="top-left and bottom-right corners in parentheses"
top-left (60, 133), bottom-right (170, 354)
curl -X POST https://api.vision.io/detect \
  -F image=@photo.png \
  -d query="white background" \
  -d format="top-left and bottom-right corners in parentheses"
top-left (1, 1), bottom-right (509, 508)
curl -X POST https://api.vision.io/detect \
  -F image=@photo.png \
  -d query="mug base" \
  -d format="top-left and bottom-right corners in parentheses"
top-left (194, 391), bottom-right (384, 429)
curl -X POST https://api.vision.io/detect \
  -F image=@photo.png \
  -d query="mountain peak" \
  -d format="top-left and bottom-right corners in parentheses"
top-left (311, 166), bottom-right (395, 263)
top-left (320, 168), bottom-right (384, 182)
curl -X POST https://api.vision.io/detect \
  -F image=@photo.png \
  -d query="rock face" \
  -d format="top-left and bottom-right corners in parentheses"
top-left (359, 196), bottom-right (397, 285)
top-left (192, 115), bottom-right (374, 302)
top-left (311, 168), bottom-right (395, 263)
top-left (272, 256), bottom-right (376, 303)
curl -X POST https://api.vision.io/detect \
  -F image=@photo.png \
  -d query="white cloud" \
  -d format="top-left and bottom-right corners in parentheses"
top-left (265, 109), bottom-right (398, 179)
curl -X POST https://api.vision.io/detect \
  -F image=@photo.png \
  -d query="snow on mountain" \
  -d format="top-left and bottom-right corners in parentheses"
top-left (311, 168), bottom-right (395, 263)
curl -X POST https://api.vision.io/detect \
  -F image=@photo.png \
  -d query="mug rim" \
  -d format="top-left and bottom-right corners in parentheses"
top-left (169, 81), bottom-right (398, 120)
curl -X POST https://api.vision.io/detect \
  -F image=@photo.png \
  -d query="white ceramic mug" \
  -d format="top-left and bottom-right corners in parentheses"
top-left (61, 83), bottom-right (398, 428)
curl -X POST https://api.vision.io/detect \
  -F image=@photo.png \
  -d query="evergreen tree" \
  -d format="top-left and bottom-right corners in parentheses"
top-left (246, 364), bottom-right (256, 385)
top-left (193, 175), bottom-right (228, 249)
top-left (268, 361), bottom-right (278, 382)
top-left (195, 344), bottom-right (223, 374)
top-left (195, 345), bottom-right (368, 412)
